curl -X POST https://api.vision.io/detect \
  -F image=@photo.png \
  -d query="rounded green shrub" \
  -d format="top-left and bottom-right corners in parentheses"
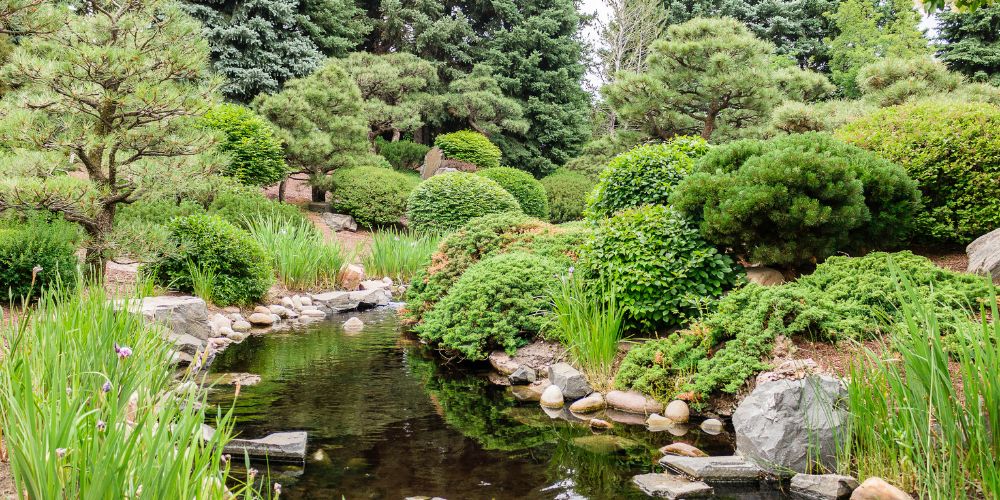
top-left (376, 138), bottom-right (430, 171)
top-left (406, 172), bottom-right (521, 233)
top-left (837, 99), bottom-right (1000, 243)
top-left (0, 218), bottom-right (78, 302)
top-left (540, 169), bottom-right (594, 223)
top-left (672, 132), bottom-right (919, 268)
top-left (150, 214), bottom-right (273, 306)
top-left (207, 185), bottom-right (309, 229)
top-left (415, 252), bottom-right (559, 360)
top-left (328, 166), bottom-right (419, 227)
top-left (584, 205), bottom-right (741, 331)
top-left (202, 103), bottom-right (288, 187)
top-left (585, 137), bottom-right (707, 219)
top-left (433, 130), bottom-right (502, 170)
top-left (476, 166), bottom-right (549, 219)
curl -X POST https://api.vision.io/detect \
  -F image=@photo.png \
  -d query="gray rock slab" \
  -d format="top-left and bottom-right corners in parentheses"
top-left (223, 431), bottom-right (307, 462)
top-left (659, 455), bottom-right (763, 483)
top-left (967, 227), bottom-right (1000, 281)
top-left (633, 473), bottom-right (714, 499)
top-left (791, 474), bottom-right (859, 500)
top-left (116, 295), bottom-right (211, 340)
top-left (312, 291), bottom-right (361, 312)
top-left (167, 333), bottom-right (205, 355)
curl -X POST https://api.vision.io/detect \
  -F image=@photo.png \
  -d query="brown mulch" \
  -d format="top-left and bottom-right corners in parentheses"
top-left (910, 244), bottom-right (969, 273)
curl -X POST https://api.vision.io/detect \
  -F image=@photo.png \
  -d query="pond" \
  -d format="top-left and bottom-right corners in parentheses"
top-left (207, 307), bottom-right (785, 499)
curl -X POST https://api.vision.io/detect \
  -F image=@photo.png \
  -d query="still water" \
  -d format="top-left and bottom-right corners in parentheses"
top-left (208, 308), bottom-right (778, 499)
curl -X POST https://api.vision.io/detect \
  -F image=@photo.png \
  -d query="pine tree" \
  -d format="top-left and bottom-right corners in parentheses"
top-left (298, 0), bottom-right (372, 57)
top-left (937, 4), bottom-right (1000, 84)
top-left (341, 51), bottom-right (441, 143)
top-left (445, 65), bottom-right (529, 137)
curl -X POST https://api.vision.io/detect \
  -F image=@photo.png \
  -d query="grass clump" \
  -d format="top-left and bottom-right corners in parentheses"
top-left (549, 273), bottom-right (625, 390)
top-left (363, 229), bottom-right (442, 283)
top-left (243, 214), bottom-right (346, 290)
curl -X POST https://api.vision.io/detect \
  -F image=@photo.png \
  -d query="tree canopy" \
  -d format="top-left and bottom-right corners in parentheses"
top-left (937, 4), bottom-right (1000, 85)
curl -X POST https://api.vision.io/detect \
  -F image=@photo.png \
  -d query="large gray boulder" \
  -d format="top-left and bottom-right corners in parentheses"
top-left (548, 362), bottom-right (592, 400)
top-left (732, 375), bottom-right (847, 475)
top-left (321, 213), bottom-right (357, 232)
top-left (967, 228), bottom-right (1000, 281)
top-left (117, 296), bottom-right (211, 340)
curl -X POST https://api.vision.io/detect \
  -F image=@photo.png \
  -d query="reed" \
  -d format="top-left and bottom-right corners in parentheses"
top-left (243, 215), bottom-right (346, 290)
top-left (362, 229), bottom-right (441, 283)
top-left (549, 272), bottom-right (625, 390)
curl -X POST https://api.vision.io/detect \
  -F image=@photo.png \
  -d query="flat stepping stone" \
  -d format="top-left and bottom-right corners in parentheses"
top-left (222, 431), bottom-right (307, 462)
top-left (632, 473), bottom-right (713, 498)
top-left (659, 455), bottom-right (763, 483)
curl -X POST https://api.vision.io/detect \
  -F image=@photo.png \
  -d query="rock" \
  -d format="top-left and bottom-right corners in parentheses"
top-left (253, 305), bottom-right (271, 316)
top-left (632, 473), bottom-right (714, 499)
top-left (849, 477), bottom-right (912, 500)
top-left (223, 306), bottom-right (241, 314)
top-left (756, 358), bottom-right (821, 385)
top-left (225, 330), bottom-right (248, 342)
top-left (281, 296), bottom-right (295, 308)
top-left (209, 313), bottom-right (232, 335)
top-left (646, 413), bottom-right (673, 430)
top-left (312, 291), bottom-right (361, 312)
top-left (571, 434), bottom-right (639, 454)
top-left (548, 362), bottom-right (592, 400)
top-left (171, 351), bottom-right (194, 365)
top-left (268, 305), bottom-right (291, 318)
top-left (660, 442), bottom-right (709, 458)
top-left (210, 372), bottom-right (262, 387)
top-left (511, 380), bottom-right (550, 402)
top-left (420, 147), bottom-right (444, 179)
top-left (589, 418), bottom-right (613, 430)
top-left (732, 374), bottom-right (847, 475)
top-left (349, 288), bottom-right (391, 308)
top-left (343, 317), bottom-right (364, 331)
top-left (699, 418), bottom-right (724, 435)
top-left (745, 266), bottom-right (786, 286)
top-left (791, 474), bottom-right (860, 500)
top-left (967, 227), bottom-right (1000, 281)
top-left (487, 371), bottom-right (511, 386)
top-left (115, 296), bottom-right (211, 340)
top-left (540, 384), bottom-right (564, 408)
top-left (605, 408), bottom-right (648, 426)
top-left (569, 393), bottom-right (606, 413)
top-left (665, 400), bottom-right (690, 423)
top-left (322, 213), bottom-right (357, 232)
top-left (340, 264), bottom-right (366, 291)
top-left (167, 333), bottom-right (205, 355)
top-left (222, 431), bottom-right (308, 461)
top-left (232, 320), bottom-right (251, 332)
top-left (300, 296), bottom-right (312, 306)
top-left (301, 309), bottom-right (326, 318)
top-left (359, 279), bottom-right (390, 291)
top-left (659, 455), bottom-right (763, 483)
top-left (605, 390), bottom-right (664, 415)
top-left (247, 312), bottom-right (274, 326)
top-left (508, 365), bottom-right (536, 385)
top-left (488, 351), bottom-right (519, 375)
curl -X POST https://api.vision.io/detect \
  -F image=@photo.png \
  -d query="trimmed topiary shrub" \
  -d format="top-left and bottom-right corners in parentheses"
top-left (672, 132), bottom-right (919, 268)
top-left (856, 57), bottom-right (962, 108)
top-left (327, 166), bottom-right (419, 227)
top-left (585, 137), bottom-right (707, 220)
top-left (836, 99), bottom-right (1000, 243)
top-left (433, 130), bottom-right (502, 170)
top-left (202, 103), bottom-right (288, 187)
top-left (376, 137), bottom-right (430, 171)
top-left (0, 218), bottom-right (78, 302)
top-left (415, 252), bottom-right (559, 360)
top-left (476, 166), bottom-right (549, 219)
top-left (540, 169), bottom-right (594, 223)
top-left (207, 185), bottom-right (309, 229)
top-left (584, 205), bottom-right (741, 331)
top-left (149, 214), bottom-right (273, 306)
top-left (405, 172), bottom-right (521, 233)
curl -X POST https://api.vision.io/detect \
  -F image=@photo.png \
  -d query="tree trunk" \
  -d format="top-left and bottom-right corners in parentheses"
top-left (311, 185), bottom-right (326, 203)
top-left (83, 208), bottom-right (114, 284)
top-left (391, 129), bottom-right (401, 142)
top-left (701, 112), bottom-right (718, 140)
top-left (278, 180), bottom-right (286, 202)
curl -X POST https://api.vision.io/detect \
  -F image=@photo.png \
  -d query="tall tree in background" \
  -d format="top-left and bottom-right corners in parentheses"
top-left (341, 51), bottom-right (440, 143)
top-left (298, 0), bottom-right (371, 56)
top-left (937, 4), bottom-right (1000, 84)
top-left (365, 0), bottom-right (476, 81)
top-left (598, 0), bottom-right (668, 80)
top-left (445, 65), bottom-right (529, 137)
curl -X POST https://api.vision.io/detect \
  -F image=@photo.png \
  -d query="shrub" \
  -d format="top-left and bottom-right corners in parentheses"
top-left (672, 132), bottom-right (919, 268)
top-left (202, 103), bottom-right (287, 186)
top-left (837, 99), bottom-right (1000, 243)
top-left (770, 99), bottom-right (876, 134)
top-left (585, 137), bottom-right (707, 219)
top-left (243, 214), bottom-right (345, 290)
top-left (613, 328), bottom-right (713, 401)
top-left (325, 166), bottom-right (419, 227)
top-left (0, 218), bottom-right (78, 302)
top-left (433, 130), bottom-right (502, 170)
top-left (149, 214), bottom-right (273, 306)
top-left (584, 205), bottom-right (741, 331)
top-left (405, 172), bottom-right (521, 233)
top-left (376, 137), bottom-right (430, 171)
top-left (207, 184), bottom-right (309, 229)
top-left (540, 169), bottom-right (594, 223)
top-left (415, 252), bottom-right (559, 360)
top-left (856, 57), bottom-right (962, 107)
top-left (476, 166), bottom-right (549, 219)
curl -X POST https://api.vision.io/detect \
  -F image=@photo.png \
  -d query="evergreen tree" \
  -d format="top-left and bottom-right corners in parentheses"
top-left (937, 4), bottom-right (1000, 84)
top-left (366, 0), bottom-right (476, 80)
top-left (341, 51), bottom-right (440, 143)
top-left (298, 0), bottom-right (371, 56)
top-left (445, 65), bottom-right (529, 137)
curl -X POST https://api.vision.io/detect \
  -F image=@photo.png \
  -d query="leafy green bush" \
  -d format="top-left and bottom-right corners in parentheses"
top-left (837, 99), bottom-right (1000, 243)
top-left (415, 252), bottom-right (559, 360)
top-left (0, 218), bottom-right (78, 302)
top-left (149, 214), bottom-right (273, 306)
top-left (614, 329), bottom-right (713, 401)
top-left (584, 205), bottom-right (741, 331)
top-left (540, 169), bottom-right (594, 223)
top-left (585, 137), bottom-right (706, 220)
top-left (476, 166), bottom-right (549, 219)
top-left (202, 103), bottom-right (287, 186)
top-left (207, 184), bottom-right (309, 229)
top-left (326, 166), bottom-right (419, 227)
top-left (433, 130), bottom-right (502, 170)
top-left (376, 137), bottom-right (430, 171)
top-left (405, 172), bottom-right (521, 233)
top-left (672, 132), bottom-right (919, 268)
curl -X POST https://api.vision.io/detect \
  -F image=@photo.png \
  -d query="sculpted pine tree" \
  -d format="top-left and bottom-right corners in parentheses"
top-left (341, 52), bottom-right (440, 143)
top-left (0, 0), bottom-right (218, 275)
top-left (445, 65), bottom-right (528, 137)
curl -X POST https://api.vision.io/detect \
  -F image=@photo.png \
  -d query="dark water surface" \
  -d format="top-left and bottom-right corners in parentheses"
top-left (208, 308), bottom-right (781, 499)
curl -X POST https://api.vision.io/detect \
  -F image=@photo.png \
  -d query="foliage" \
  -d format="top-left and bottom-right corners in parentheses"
top-left (362, 229), bottom-right (442, 284)
top-left (325, 166), bottom-right (419, 227)
top-left (433, 130), bottom-right (502, 170)
top-left (936, 4), bottom-right (1000, 85)
top-left (405, 172), bottom-right (520, 233)
top-left (149, 215), bottom-right (273, 306)
top-left (342, 51), bottom-right (440, 143)
top-left (856, 57), bottom-right (963, 107)
top-left (297, 0), bottom-right (371, 57)
top-left (549, 273), bottom-right (625, 390)
top-left (584, 205), bottom-right (741, 332)
top-left (476, 167), bottom-right (550, 219)
top-left (0, 288), bottom-right (251, 499)
top-left (585, 138), bottom-right (705, 220)
top-left (243, 214), bottom-right (345, 290)
top-left (836, 99), bottom-right (1000, 243)
top-left (201, 104), bottom-right (287, 187)
top-left (770, 99), bottom-right (876, 133)
top-left (445, 65), bottom-right (530, 137)
top-left (207, 185), bottom-right (309, 229)
top-left (613, 329), bottom-right (712, 402)
top-left (0, 217), bottom-right (78, 302)
top-left (376, 138), bottom-right (430, 171)
top-left (563, 131), bottom-right (648, 180)
top-left (672, 132), bottom-right (919, 267)
top-left (540, 170), bottom-right (594, 223)
top-left (415, 252), bottom-right (559, 360)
